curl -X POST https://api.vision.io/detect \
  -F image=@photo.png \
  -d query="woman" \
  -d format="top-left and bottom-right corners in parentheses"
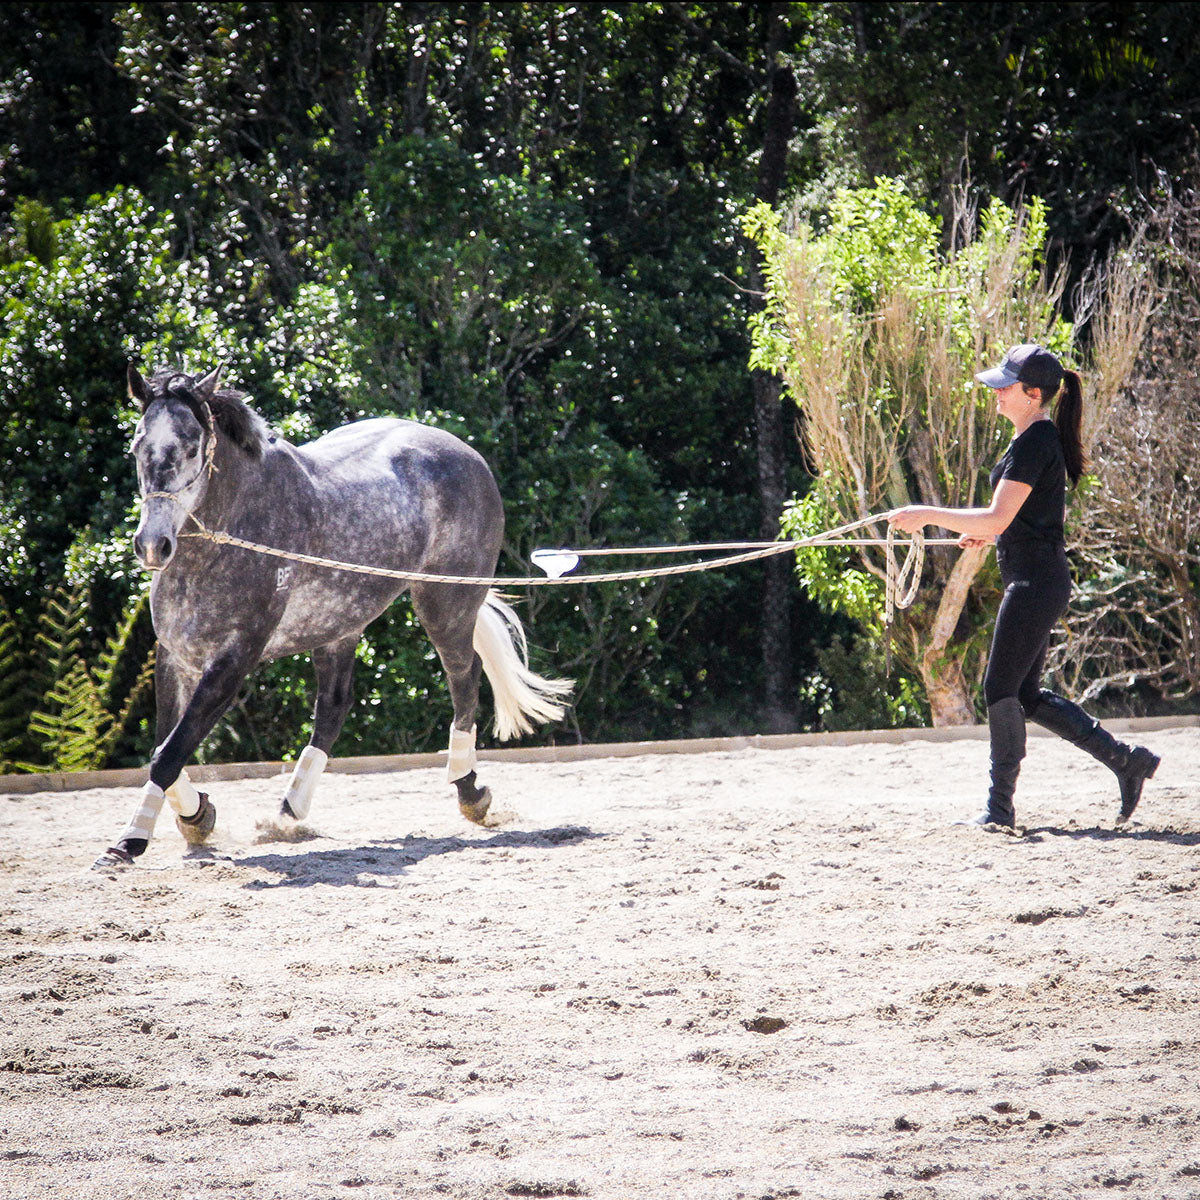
top-left (888, 343), bottom-right (1160, 829)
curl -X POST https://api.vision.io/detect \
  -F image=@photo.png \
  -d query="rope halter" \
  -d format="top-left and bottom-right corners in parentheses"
top-left (140, 400), bottom-right (219, 507)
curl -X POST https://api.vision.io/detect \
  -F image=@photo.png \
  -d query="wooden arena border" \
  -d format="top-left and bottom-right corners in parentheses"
top-left (1, 715), bottom-right (1194, 796)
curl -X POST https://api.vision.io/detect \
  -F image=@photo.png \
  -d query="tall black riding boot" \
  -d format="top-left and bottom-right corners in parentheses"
top-left (966, 697), bottom-right (1026, 828)
top-left (1028, 690), bottom-right (1160, 823)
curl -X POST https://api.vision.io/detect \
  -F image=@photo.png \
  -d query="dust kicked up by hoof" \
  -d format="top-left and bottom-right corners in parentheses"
top-left (254, 817), bottom-right (324, 844)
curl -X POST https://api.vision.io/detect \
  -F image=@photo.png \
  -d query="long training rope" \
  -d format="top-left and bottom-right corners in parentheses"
top-left (141, 413), bottom-right (955, 620)
top-left (162, 507), bottom-right (955, 623)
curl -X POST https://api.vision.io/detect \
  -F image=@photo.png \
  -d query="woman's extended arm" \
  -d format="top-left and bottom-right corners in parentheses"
top-left (888, 478), bottom-right (1033, 538)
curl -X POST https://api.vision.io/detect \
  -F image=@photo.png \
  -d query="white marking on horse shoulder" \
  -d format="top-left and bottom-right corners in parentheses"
top-left (276, 565), bottom-right (294, 591)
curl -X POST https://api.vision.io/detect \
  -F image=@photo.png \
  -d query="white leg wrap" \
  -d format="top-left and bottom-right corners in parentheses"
top-left (282, 745), bottom-right (328, 820)
top-left (119, 781), bottom-right (167, 844)
top-left (165, 769), bottom-right (202, 819)
top-left (447, 724), bottom-right (477, 783)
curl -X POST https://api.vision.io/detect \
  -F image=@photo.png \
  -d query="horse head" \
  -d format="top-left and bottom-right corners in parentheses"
top-left (129, 363), bottom-right (227, 570)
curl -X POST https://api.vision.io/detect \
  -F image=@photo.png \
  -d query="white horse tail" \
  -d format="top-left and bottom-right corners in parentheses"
top-left (473, 590), bottom-right (573, 741)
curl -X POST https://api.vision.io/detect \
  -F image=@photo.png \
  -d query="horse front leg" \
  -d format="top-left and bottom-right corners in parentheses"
top-left (280, 635), bottom-right (357, 821)
top-left (96, 647), bottom-right (256, 867)
top-left (147, 646), bottom-right (216, 847)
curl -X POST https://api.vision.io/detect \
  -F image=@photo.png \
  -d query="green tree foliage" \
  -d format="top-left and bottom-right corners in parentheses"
top-left (1, 2), bottom-right (1195, 769)
top-left (747, 180), bottom-right (1075, 724)
top-left (95, 4), bottom-right (825, 754)
top-left (0, 594), bottom-right (37, 771)
top-left (0, 2), bottom-right (165, 214)
top-left (803, 3), bottom-right (1200, 270)
top-left (801, 629), bottom-right (927, 733)
top-left (335, 136), bottom-right (601, 418)
top-left (749, 177), bottom-right (1154, 724)
top-left (0, 189), bottom-right (195, 606)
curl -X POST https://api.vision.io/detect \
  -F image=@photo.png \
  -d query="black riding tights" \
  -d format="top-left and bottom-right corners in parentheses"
top-left (983, 543), bottom-right (1072, 712)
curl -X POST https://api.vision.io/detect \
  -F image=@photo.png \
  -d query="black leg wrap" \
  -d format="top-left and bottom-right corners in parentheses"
top-left (176, 792), bottom-right (213, 827)
top-left (92, 839), bottom-right (146, 870)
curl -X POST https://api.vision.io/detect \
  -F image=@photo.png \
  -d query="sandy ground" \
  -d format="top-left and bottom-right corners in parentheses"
top-left (2, 724), bottom-right (1200, 1200)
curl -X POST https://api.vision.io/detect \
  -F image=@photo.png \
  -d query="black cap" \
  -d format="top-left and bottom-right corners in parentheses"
top-left (975, 343), bottom-right (1065, 394)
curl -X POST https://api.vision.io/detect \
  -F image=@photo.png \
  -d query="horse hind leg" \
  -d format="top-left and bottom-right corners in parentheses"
top-left (448, 721), bottom-right (491, 825)
top-left (446, 668), bottom-right (492, 825)
top-left (411, 583), bottom-right (492, 824)
top-left (280, 635), bottom-right (358, 821)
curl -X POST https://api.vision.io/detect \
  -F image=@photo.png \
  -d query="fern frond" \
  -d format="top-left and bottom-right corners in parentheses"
top-left (24, 581), bottom-right (158, 771)
top-left (28, 659), bottom-right (114, 772)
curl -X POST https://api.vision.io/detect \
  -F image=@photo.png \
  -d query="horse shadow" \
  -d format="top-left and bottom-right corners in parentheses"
top-left (234, 824), bottom-right (604, 889)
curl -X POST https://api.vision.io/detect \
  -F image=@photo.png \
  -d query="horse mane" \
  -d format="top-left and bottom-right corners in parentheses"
top-left (149, 368), bottom-right (270, 460)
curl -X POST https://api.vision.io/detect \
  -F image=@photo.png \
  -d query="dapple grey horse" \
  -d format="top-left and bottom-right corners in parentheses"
top-left (97, 365), bottom-right (570, 867)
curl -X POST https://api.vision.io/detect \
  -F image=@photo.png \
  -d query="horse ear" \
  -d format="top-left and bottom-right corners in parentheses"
top-left (194, 363), bottom-right (224, 403)
top-left (127, 364), bottom-right (152, 409)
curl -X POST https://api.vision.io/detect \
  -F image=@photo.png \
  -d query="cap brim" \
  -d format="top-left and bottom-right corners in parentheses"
top-left (975, 365), bottom-right (1018, 388)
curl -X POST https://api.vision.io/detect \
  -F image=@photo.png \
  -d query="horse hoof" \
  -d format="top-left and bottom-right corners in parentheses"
top-left (176, 793), bottom-right (216, 844)
top-left (459, 786), bottom-right (493, 825)
top-left (92, 846), bottom-right (135, 871)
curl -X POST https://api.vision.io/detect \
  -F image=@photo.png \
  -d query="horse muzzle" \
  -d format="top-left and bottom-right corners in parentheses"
top-left (133, 517), bottom-right (178, 571)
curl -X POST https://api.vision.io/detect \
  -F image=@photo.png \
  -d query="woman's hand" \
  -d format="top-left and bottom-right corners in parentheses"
top-left (957, 534), bottom-right (996, 549)
top-left (887, 506), bottom-right (931, 534)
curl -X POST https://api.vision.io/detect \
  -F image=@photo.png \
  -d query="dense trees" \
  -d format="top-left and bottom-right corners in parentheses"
top-left (1, 2), bottom-right (1197, 770)
top-left (1053, 179), bottom-right (1200, 704)
top-left (748, 182), bottom-right (1150, 725)
top-left (803, 2), bottom-right (1200, 264)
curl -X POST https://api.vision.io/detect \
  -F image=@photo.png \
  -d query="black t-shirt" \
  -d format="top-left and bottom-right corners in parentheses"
top-left (988, 419), bottom-right (1066, 550)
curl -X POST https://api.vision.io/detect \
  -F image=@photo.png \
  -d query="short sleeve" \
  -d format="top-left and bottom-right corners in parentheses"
top-left (1001, 424), bottom-right (1056, 488)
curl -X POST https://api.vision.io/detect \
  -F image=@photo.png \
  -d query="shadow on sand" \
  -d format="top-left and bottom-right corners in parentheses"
top-left (234, 824), bottom-right (603, 889)
top-left (1021, 823), bottom-right (1200, 846)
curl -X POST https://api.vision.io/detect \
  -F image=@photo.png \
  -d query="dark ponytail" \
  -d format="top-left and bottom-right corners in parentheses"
top-left (1053, 368), bottom-right (1087, 486)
